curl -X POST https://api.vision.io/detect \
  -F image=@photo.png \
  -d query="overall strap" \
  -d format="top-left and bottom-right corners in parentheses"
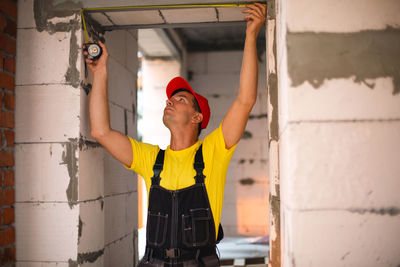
top-left (194, 144), bottom-right (206, 184)
top-left (151, 149), bottom-right (165, 186)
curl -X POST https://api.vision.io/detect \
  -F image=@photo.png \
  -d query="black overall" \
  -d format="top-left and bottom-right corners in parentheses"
top-left (138, 145), bottom-right (222, 267)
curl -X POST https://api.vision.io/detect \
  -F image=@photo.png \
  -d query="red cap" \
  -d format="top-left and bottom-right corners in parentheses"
top-left (166, 77), bottom-right (210, 129)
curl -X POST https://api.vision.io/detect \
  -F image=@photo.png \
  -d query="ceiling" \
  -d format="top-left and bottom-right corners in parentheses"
top-left (86, 5), bottom-right (266, 57)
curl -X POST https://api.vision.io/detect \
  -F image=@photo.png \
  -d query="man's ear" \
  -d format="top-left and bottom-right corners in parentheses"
top-left (192, 112), bottom-right (203, 124)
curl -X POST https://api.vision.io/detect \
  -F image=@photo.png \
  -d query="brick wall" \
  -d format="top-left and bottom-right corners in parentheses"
top-left (0, 0), bottom-right (16, 266)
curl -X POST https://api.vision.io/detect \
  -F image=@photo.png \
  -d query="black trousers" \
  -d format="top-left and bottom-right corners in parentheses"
top-left (137, 251), bottom-right (220, 267)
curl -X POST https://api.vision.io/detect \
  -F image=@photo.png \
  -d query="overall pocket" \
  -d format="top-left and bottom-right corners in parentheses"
top-left (146, 212), bottom-right (168, 247)
top-left (182, 208), bottom-right (211, 247)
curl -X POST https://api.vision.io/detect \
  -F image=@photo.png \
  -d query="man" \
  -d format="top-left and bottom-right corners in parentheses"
top-left (84, 3), bottom-right (266, 266)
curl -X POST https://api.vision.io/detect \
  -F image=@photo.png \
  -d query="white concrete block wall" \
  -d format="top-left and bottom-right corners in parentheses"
top-left (15, 1), bottom-right (83, 265)
top-left (188, 50), bottom-right (269, 237)
top-left (15, 2), bottom-right (139, 265)
top-left (278, 0), bottom-right (400, 266)
top-left (101, 29), bottom-right (139, 266)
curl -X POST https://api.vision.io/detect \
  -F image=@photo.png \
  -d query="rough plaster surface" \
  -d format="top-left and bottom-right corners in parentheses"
top-left (78, 146), bottom-right (104, 201)
top-left (282, 209), bottom-right (400, 267)
top-left (15, 143), bottom-right (71, 202)
top-left (280, 121), bottom-right (400, 210)
top-left (286, 78), bottom-right (400, 122)
top-left (286, 28), bottom-right (400, 95)
top-left (287, 0), bottom-right (400, 33)
top-left (15, 203), bottom-right (79, 261)
top-left (15, 84), bottom-right (80, 142)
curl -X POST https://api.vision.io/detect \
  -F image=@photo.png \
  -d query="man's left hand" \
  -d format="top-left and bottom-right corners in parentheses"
top-left (242, 2), bottom-right (267, 37)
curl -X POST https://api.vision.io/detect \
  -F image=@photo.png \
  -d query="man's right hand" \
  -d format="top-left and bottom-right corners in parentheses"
top-left (83, 41), bottom-right (109, 73)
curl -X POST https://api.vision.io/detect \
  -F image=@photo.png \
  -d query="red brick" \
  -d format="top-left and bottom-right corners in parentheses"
top-left (4, 92), bottom-right (14, 110)
top-left (0, 13), bottom-right (5, 32)
top-left (0, 72), bottom-right (14, 91)
top-left (0, 0), bottom-right (17, 20)
top-left (0, 227), bottom-right (15, 246)
top-left (0, 33), bottom-right (16, 56)
top-left (4, 170), bottom-right (14, 186)
top-left (0, 53), bottom-right (3, 69)
top-left (4, 17), bottom-right (16, 38)
top-left (2, 207), bottom-right (14, 225)
top-left (0, 188), bottom-right (14, 206)
top-left (0, 110), bottom-right (14, 128)
top-left (0, 151), bottom-right (14, 167)
top-left (0, 92), bottom-right (2, 108)
top-left (4, 130), bottom-right (14, 147)
top-left (4, 56), bottom-right (15, 74)
top-left (1, 245), bottom-right (15, 264)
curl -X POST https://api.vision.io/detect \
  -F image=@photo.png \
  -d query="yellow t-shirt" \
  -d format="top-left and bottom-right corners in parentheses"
top-left (123, 123), bottom-right (237, 239)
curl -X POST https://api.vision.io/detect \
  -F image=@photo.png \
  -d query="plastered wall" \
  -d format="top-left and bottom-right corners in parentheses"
top-left (277, 0), bottom-right (400, 266)
top-left (188, 50), bottom-right (269, 237)
top-left (15, 1), bottom-right (139, 266)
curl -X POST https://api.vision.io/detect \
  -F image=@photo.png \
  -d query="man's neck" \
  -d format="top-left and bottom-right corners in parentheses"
top-left (169, 127), bottom-right (198, 151)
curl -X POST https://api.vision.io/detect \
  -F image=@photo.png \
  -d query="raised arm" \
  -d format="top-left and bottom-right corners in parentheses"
top-left (84, 41), bottom-right (133, 167)
top-left (221, 3), bottom-right (266, 149)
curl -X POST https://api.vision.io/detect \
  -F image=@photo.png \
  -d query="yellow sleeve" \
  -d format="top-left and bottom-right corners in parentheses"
top-left (203, 122), bottom-right (237, 161)
top-left (123, 136), bottom-right (160, 180)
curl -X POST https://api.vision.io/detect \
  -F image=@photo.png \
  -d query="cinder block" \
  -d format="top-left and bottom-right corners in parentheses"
top-left (282, 208), bottom-right (400, 267)
top-left (104, 192), bottom-right (137, 244)
top-left (16, 262), bottom-right (69, 267)
top-left (78, 146), bottom-right (104, 201)
top-left (287, 0), bottom-right (400, 32)
top-left (79, 255), bottom-right (104, 267)
top-left (285, 78), bottom-right (400, 122)
top-left (105, 10), bottom-right (163, 25)
top-left (220, 203), bottom-right (238, 231)
top-left (233, 138), bottom-right (264, 160)
top-left (126, 110), bottom-right (137, 139)
top-left (280, 121), bottom-right (400, 210)
top-left (104, 151), bottom-right (137, 196)
top-left (15, 84), bottom-right (80, 142)
top-left (79, 87), bottom-right (93, 141)
top-left (105, 30), bottom-right (127, 68)
top-left (256, 92), bottom-right (268, 115)
top-left (205, 94), bottom-right (235, 117)
top-left (17, 0), bottom-right (35, 28)
top-left (242, 159), bottom-right (269, 182)
top-left (107, 57), bottom-right (136, 111)
top-left (78, 200), bottom-right (105, 254)
top-left (187, 52), bottom-right (207, 75)
top-left (161, 8), bottom-right (217, 23)
top-left (258, 72), bottom-right (267, 93)
top-left (245, 117), bottom-right (269, 139)
top-left (236, 182), bottom-right (269, 205)
top-left (15, 203), bottom-right (79, 261)
top-left (16, 28), bottom-right (81, 85)
top-left (126, 30), bottom-right (139, 74)
top-left (104, 232), bottom-right (135, 267)
top-left (190, 73), bottom-right (240, 95)
top-left (90, 12), bottom-right (113, 26)
top-left (109, 102), bottom-right (125, 134)
top-left (15, 143), bottom-right (71, 202)
top-left (206, 51), bottom-right (243, 74)
top-left (217, 6), bottom-right (246, 22)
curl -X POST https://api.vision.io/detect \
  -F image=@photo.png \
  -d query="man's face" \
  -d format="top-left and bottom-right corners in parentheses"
top-left (163, 91), bottom-right (198, 129)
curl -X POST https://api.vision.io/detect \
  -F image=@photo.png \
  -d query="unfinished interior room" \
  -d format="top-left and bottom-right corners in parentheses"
top-left (0, 0), bottom-right (399, 266)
